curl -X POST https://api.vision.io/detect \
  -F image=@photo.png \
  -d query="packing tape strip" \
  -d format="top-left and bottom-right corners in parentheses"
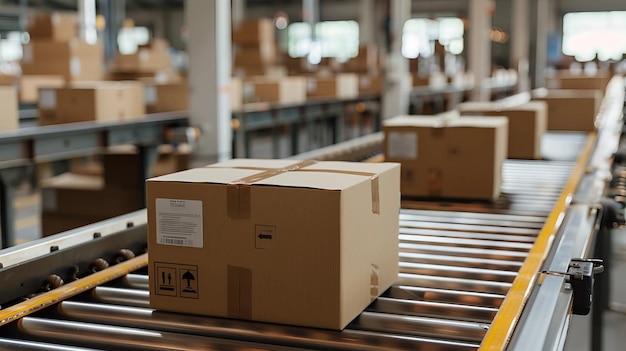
top-left (227, 265), bottom-right (252, 319)
top-left (370, 263), bottom-right (379, 301)
top-left (227, 161), bottom-right (380, 219)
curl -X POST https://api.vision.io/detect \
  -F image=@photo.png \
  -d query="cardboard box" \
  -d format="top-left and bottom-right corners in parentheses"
top-left (147, 159), bottom-right (400, 329)
top-left (383, 115), bottom-right (508, 200)
top-left (108, 68), bottom-right (182, 83)
top-left (115, 43), bottom-right (171, 72)
top-left (532, 89), bottom-right (602, 131)
top-left (457, 101), bottom-right (547, 159)
top-left (306, 73), bottom-right (359, 99)
top-left (234, 42), bottom-right (277, 67)
top-left (358, 75), bottom-right (383, 95)
top-left (151, 144), bottom-right (191, 176)
top-left (38, 81), bottom-right (146, 125)
top-left (141, 80), bottom-right (188, 113)
top-left (0, 73), bottom-right (18, 86)
top-left (343, 45), bottom-right (378, 73)
top-left (232, 18), bottom-right (275, 45)
top-left (28, 12), bottom-right (77, 41)
top-left (19, 75), bottom-right (65, 103)
top-left (21, 39), bottom-right (103, 81)
top-left (41, 212), bottom-right (108, 237)
top-left (0, 86), bottom-right (19, 133)
top-left (243, 77), bottom-right (306, 105)
top-left (232, 65), bottom-right (287, 79)
top-left (547, 71), bottom-right (610, 92)
top-left (41, 172), bottom-right (143, 217)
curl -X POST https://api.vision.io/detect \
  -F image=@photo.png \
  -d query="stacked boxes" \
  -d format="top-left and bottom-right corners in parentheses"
top-left (306, 73), bottom-right (359, 99)
top-left (22, 13), bottom-right (103, 82)
top-left (0, 86), bottom-right (18, 133)
top-left (342, 45), bottom-right (378, 74)
top-left (358, 74), bottom-right (383, 95)
top-left (241, 77), bottom-right (307, 105)
top-left (19, 75), bottom-right (65, 103)
top-left (38, 81), bottom-right (146, 125)
top-left (140, 79), bottom-right (188, 113)
top-left (147, 159), bottom-right (400, 329)
top-left (383, 115), bottom-right (508, 200)
top-left (114, 39), bottom-right (172, 73)
top-left (457, 101), bottom-right (548, 159)
top-left (41, 143), bottom-right (191, 236)
top-left (532, 89), bottom-right (602, 131)
top-left (232, 19), bottom-right (278, 77)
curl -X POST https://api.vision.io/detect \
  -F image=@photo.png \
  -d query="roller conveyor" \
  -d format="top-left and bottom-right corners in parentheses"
top-left (0, 77), bottom-right (623, 350)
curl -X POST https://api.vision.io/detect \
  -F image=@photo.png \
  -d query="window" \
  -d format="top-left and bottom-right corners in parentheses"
top-left (287, 21), bottom-right (359, 61)
top-left (0, 32), bottom-right (24, 62)
top-left (563, 11), bottom-right (626, 62)
top-left (402, 17), bottom-right (464, 59)
top-left (117, 26), bottom-right (150, 55)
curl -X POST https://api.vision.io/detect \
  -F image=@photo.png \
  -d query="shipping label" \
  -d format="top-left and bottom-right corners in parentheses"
top-left (156, 198), bottom-right (203, 248)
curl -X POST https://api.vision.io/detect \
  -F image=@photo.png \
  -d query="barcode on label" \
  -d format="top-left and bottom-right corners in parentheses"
top-left (161, 238), bottom-right (193, 246)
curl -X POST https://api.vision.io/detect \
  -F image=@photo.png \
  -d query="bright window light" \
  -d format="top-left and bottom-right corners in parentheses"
top-left (563, 11), bottom-right (626, 62)
top-left (288, 20), bottom-right (359, 59)
top-left (0, 32), bottom-right (24, 62)
top-left (117, 26), bottom-right (150, 55)
top-left (402, 17), bottom-right (464, 58)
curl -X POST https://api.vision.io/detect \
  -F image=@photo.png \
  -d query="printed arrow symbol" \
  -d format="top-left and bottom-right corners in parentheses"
top-left (258, 233), bottom-right (272, 240)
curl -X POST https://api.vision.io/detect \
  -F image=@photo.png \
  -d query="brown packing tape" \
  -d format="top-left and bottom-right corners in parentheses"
top-left (427, 168), bottom-right (443, 196)
top-left (227, 265), bottom-right (252, 319)
top-left (370, 263), bottom-right (379, 301)
top-left (227, 160), bottom-right (381, 219)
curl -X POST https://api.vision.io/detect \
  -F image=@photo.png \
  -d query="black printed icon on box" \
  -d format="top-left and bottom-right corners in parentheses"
top-left (155, 264), bottom-right (177, 297)
top-left (179, 267), bottom-right (199, 299)
top-left (255, 224), bottom-right (276, 250)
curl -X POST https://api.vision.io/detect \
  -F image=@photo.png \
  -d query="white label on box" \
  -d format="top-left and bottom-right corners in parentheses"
top-left (70, 57), bottom-right (81, 77)
top-left (52, 13), bottom-right (60, 25)
top-left (306, 78), bottom-right (317, 92)
top-left (387, 131), bottom-right (417, 159)
top-left (22, 45), bottom-right (33, 63)
top-left (139, 49), bottom-right (150, 62)
top-left (156, 198), bottom-right (203, 248)
top-left (242, 82), bottom-right (255, 99)
top-left (144, 85), bottom-right (157, 105)
top-left (41, 189), bottom-right (57, 211)
top-left (39, 89), bottom-right (57, 109)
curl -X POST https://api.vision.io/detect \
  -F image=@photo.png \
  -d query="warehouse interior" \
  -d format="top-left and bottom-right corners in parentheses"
top-left (1, 0), bottom-right (626, 350)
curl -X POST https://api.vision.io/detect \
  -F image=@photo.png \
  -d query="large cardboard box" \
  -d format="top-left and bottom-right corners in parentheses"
top-left (532, 89), bottom-right (602, 131)
top-left (28, 12), bottom-right (77, 41)
top-left (141, 80), bottom-right (188, 113)
top-left (115, 39), bottom-right (171, 72)
top-left (0, 86), bottom-right (19, 133)
top-left (383, 116), bottom-right (508, 200)
top-left (147, 159), bottom-right (400, 329)
top-left (343, 45), bottom-right (378, 73)
top-left (232, 18), bottom-right (274, 45)
top-left (546, 71), bottom-right (610, 92)
top-left (306, 73), bottom-right (359, 99)
top-left (233, 42), bottom-right (277, 67)
top-left (41, 212), bottom-right (108, 237)
top-left (38, 82), bottom-right (146, 125)
top-left (21, 39), bottom-right (103, 81)
top-left (243, 77), bottom-right (307, 105)
top-left (41, 172), bottom-right (143, 217)
top-left (19, 75), bottom-right (65, 103)
top-left (457, 101), bottom-right (547, 159)
top-left (358, 74), bottom-right (383, 95)
top-left (232, 65), bottom-right (287, 79)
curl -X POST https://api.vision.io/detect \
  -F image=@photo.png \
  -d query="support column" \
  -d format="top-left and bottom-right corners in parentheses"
top-left (78, 0), bottom-right (98, 45)
top-left (99, 0), bottom-right (125, 64)
top-left (359, 0), bottom-right (376, 45)
top-left (382, 0), bottom-right (411, 119)
top-left (510, 0), bottom-right (529, 92)
top-left (302, 0), bottom-right (320, 64)
top-left (231, 0), bottom-right (245, 26)
top-left (185, 1), bottom-right (232, 164)
top-left (535, 0), bottom-right (549, 88)
top-left (468, 0), bottom-right (493, 101)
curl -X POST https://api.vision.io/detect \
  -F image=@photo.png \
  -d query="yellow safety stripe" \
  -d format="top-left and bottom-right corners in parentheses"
top-left (479, 132), bottom-right (597, 350)
top-left (0, 254), bottom-right (148, 327)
